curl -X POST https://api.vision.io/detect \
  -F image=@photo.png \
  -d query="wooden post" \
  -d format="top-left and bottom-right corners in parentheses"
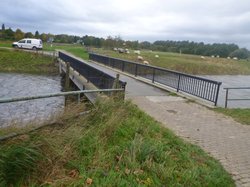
top-left (112, 74), bottom-right (120, 89)
top-left (65, 62), bottom-right (70, 91)
top-left (58, 60), bottom-right (62, 74)
top-left (112, 74), bottom-right (121, 100)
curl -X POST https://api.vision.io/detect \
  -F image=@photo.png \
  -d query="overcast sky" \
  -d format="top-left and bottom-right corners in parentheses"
top-left (1, 0), bottom-right (250, 48)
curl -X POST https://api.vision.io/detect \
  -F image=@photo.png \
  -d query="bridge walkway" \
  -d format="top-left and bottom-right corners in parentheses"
top-left (63, 51), bottom-right (250, 187)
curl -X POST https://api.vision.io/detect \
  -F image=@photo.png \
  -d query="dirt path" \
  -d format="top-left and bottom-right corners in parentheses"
top-left (130, 95), bottom-right (250, 187)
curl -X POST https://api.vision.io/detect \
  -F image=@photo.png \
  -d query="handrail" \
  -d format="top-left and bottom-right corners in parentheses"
top-left (0, 89), bottom-right (124, 104)
top-left (89, 52), bottom-right (222, 105)
top-left (89, 53), bottom-right (222, 84)
top-left (59, 52), bottom-right (127, 90)
top-left (224, 87), bottom-right (250, 108)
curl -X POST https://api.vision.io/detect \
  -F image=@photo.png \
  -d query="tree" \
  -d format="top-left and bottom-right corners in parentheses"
top-left (140, 41), bottom-right (151, 49)
top-left (35, 31), bottom-right (39, 38)
top-left (24, 32), bottom-right (34, 38)
top-left (14, 29), bottom-right (24, 40)
top-left (40, 33), bottom-right (48, 42)
top-left (1, 24), bottom-right (5, 31)
top-left (230, 48), bottom-right (249, 59)
top-left (4, 28), bottom-right (14, 40)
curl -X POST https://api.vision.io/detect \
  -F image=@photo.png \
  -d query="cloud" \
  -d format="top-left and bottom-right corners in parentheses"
top-left (0, 0), bottom-right (250, 48)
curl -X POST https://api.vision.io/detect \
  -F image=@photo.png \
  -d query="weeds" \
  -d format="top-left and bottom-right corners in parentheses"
top-left (0, 143), bottom-right (41, 186)
top-left (0, 100), bottom-right (235, 186)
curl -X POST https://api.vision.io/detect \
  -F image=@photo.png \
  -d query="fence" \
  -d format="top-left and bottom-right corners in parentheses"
top-left (58, 52), bottom-right (126, 90)
top-left (0, 89), bottom-right (125, 104)
top-left (89, 53), bottom-right (222, 105)
top-left (224, 87), bottom-right (250, 108)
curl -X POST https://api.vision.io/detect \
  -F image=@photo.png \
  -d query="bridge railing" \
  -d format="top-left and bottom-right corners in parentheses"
top-left (224, 87), bottom-right (250, 108)
top-left (89, 53), bottom-right (222, 106)
top-left (58, 52), bottom-right (126, 90)
top-left (0, 89), bottom-right (125, 104)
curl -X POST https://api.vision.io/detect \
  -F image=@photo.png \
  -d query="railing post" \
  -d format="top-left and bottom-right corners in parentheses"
top-left (135, 64), bottom-right (138, 77)
top-left (65, 62), bottom-right (70, 91)
top-left (152, 68), bottom-right (155, 83)
top-left (122, 61), bottom-right (125, 72)
top-left (225, 88), bottom-right (229, 108)
top-left (215, 83), bottom-right (221, 106)
top-left (111, 58), bottom-right (114, 68)
top-left (177, 74), bottom-right (181, 92)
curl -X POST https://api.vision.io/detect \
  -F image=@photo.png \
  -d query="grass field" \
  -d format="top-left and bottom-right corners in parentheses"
top-left (92, 48), bottom-right (250, 75)
top-left (0, 100), bottom-right (234, 186)
top-left (0, 41), bottom-right (89, 60)
top-left (214, 108), bottom-right (250, 125)
top-left (0, 48), bottom-right (57, 74)
top-left (43, 43), bottom-right (88, 59)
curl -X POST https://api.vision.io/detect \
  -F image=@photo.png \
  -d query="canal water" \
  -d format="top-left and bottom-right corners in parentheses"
top-left (204, 75), bottom-right (250, 108)
top-left (0, 73), bottom-right (64, 128)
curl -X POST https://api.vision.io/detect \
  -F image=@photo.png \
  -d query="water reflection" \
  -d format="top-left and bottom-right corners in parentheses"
top-left (0, 73), bottom-right (64, 128)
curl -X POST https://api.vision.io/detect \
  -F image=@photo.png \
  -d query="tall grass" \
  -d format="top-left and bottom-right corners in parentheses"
top-left (0, 143), bottom-right (41, 186)
top-left (0, 100), bottom-right (235, 186)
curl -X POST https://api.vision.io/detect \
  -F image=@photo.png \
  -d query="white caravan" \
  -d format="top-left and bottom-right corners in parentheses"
top-left (12, 38), bottom-right (43, 50)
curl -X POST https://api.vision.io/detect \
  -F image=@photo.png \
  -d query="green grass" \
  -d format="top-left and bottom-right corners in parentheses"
top-left (93, 48), bottom-right (250, 75)
top-left (0, 40), bottom-right (12, 48)
top-left (0, 41), bottom-right (88, 60)
top-left (0, 143), bottom-right (41, 186)
top-left (43, 43), bottom-right (89, 60)
top-left (0, 100), bottom-right (234, 186)
top-left (215, 108), bottom-right (250, 125)
top-left (0, 48), bottom-right (57, 74)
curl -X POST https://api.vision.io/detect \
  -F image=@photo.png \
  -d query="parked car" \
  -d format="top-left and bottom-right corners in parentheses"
top-left (12, 38), bottom-right (43, 50)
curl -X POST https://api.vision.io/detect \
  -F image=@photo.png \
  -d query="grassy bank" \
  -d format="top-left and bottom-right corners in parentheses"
top-left (215, 108), bottom-right (250, 125)
top-left (93, 48), bottom-right (250, 75)
top-left (43, 43), bottom-right (89, 60)
top-left (0, 100), bottom-right (234, 186)
top-left (0, 48), bottom-right (57, 75)
top-left (0, 41), bottom-right (88, 60)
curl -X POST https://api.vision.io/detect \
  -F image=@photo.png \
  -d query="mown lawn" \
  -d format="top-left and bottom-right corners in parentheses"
top-left (0, 48), bottom-right (57, 74)
top-left (215, 108), bottom-right (250, 125)
top-left (92, 48), bottom-right (250, 75)
top-left (0, 100), bottom-right (234, 186)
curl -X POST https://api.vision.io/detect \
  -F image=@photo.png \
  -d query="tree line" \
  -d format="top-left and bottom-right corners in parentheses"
top-left (0, 23), bottom-right (249, 59)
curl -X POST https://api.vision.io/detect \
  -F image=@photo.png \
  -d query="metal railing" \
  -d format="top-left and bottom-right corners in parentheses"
top-left (0, 89), bottom-right (125, 104)
top-left (224, 87), bottom-right (250, 108)
top-left (89, 53), bottom-right (222, 105)
top-left (59, 52), bottom-right (127, 90)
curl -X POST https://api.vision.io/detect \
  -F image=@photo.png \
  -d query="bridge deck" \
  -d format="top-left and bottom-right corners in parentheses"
top-left (60, 51), bottom-right (250, 186)
top-left (60, 51), bottom-right (167, 98)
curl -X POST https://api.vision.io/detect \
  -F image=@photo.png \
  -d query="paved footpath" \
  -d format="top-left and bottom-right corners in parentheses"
top-left (130, 95), bottom-right (250, 187)
top-left (64, 52), bottom-right (250, 186)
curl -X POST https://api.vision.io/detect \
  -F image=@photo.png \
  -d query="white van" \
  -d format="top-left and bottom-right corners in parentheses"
top-left (12, 38), bottom-right (43, 50)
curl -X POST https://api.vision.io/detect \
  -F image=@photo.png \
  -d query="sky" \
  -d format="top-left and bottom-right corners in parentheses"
top-left (1, 0), bottom-right (250, 48)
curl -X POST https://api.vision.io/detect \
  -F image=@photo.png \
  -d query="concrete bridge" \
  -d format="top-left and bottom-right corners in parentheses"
top-left (58, 51), bottom-right (250, 187)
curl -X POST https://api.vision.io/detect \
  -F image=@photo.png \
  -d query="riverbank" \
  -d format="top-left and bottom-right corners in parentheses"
top-left (0, 45), bottom-right (236, 186)
top-left (0, 100), bottom-right (234, 186)
top-left (0, 48), bottom-right (58, 75)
